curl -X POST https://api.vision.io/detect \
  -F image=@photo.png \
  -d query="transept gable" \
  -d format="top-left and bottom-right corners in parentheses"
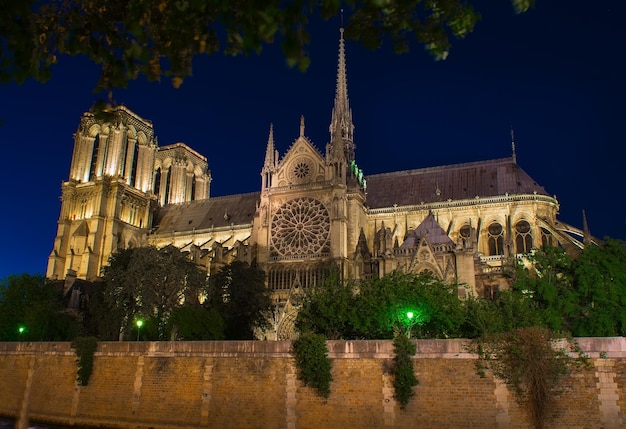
top-left (274, 132), bottom-right (326, 187)
top-left (408, 236), bottom-right (444, 278)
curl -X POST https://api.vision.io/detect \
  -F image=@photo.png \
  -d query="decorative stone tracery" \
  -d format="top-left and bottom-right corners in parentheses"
top-left (271, 197), bottom-right (330, 258)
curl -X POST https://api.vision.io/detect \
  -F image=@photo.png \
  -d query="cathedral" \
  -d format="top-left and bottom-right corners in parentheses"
top-left (47, 29), bottom-right (589, 339)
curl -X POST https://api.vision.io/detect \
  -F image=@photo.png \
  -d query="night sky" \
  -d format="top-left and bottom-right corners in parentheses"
top-left (1, 0), bottom-right (624, 280)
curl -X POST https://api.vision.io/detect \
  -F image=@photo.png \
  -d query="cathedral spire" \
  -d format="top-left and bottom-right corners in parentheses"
top-left (328, 27), bottom-right (355, 162)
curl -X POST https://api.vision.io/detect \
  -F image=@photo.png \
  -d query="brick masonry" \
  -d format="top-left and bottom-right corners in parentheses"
top-left (0, 338), bottom-right (624, 429)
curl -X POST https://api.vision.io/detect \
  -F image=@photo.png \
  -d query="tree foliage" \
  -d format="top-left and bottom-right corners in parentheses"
top-left (1, 0), bottom-right (535, 93)
top-left (571, 239), bottom-right (626, 336)
top-left (459, 290), bottom-right (543, 338)
top-left (511, 240), bottom-right (626, 337)
top-left (295, 268), bottom-right (359, 339)
top-left (296, 271), bottom-right (464, 340)
top-left (0, 273), bottom-right (78, 341)
top-left (101, 245), bottom-right (208, 340)
top-left (167, 305), bottom-right (225, 340)
top-left (207, 260), bottom-right (272, 340)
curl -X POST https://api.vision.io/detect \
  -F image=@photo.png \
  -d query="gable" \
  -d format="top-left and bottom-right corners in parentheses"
top-left (274, 136), bottom-right (326, 187)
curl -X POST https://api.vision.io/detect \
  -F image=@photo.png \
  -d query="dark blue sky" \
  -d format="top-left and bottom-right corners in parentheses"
top-left (1, 0), bottom-right (624, 279)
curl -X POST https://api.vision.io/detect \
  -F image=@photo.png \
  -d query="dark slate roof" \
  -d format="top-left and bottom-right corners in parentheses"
top-left (153, 192), bottom-right (260, 234)
top-left (365, 158), bottom-right (548, 209)
top-left (401, 213), bottom-right (454, 248)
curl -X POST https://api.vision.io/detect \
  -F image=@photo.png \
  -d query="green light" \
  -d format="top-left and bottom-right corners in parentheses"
top-left (18, 326), bottom-right (25, 334)
top-left (407, 312), bottom-right (414, 320)
top-left (136, 319), bottom-right (143, 341)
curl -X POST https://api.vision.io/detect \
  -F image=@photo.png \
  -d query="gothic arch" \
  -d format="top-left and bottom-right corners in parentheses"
top-left (87, 124), bottom-right (101, 137)
top-left (136, 131), bottom-right (148, 145)
top-left (126, 125), bottom-right (137, 139)
top-left (412, 262), bottom-right (441, 278)
top-left (276, 309), bottom-right (298, 340)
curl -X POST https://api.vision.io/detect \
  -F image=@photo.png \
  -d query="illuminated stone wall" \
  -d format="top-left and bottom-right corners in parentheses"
top-left (0, 338), bottom-right (624, 429)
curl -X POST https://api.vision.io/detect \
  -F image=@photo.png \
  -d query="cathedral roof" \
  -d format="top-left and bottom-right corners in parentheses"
top-left (365, 158), bottom-right (548, 209)
top-left (152, 192), bottom-right (260, 234)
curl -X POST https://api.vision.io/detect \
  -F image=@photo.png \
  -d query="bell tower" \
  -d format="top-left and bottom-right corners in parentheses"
top-left (47, 106), bottom-right (158, 281)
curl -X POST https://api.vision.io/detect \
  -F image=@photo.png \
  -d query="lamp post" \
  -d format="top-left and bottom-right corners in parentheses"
top-left (18, 325), bottom-right (25, 341)
top-left (406, 312), bottom-right (415, 339)
top-left (136, 319), bottom-right (143, 341)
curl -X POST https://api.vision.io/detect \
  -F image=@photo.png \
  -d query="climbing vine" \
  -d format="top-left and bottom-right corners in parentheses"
top-left (391, 334), bottom-right (419, 408)
top-left (291, 332), bottom-right (332, 398)
top-left (471, 327), bottom-right (588, 429)
top-left (71, 336), bottom-right (98, 386)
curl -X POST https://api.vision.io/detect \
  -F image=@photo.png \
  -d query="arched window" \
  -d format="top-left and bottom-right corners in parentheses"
top-left (191, 175), bottom-right (196, 201)
top-left (459, 224), bottom-right (471, 247)
top-left (153, 168), bottom-right (161, 196)
top-left (541, 227), bottom-right (553, 248)
top-left (130, 143), bottom-right (139, 187)
top-left (515, 220), bottom-right (533, 254)
top-left (164, 166), bottom-right (172, 204)
top-left (487, 222), bottom-right (504, 256)
top-left (89, 135), bottom-right (100, 181)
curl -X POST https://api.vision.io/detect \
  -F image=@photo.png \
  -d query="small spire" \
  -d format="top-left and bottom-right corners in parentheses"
top-left (263, 123), bottom-right (277, 173)
top-left (511, 126), bottom-right (517, 163)
top-left (300, 115), bottom-right (305, 137)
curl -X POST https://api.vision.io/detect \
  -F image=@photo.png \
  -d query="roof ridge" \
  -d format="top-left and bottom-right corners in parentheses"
top-left (365, 158), bottom-right (515, 179)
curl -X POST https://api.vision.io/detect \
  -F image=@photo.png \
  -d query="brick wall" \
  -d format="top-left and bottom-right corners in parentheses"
top-left (0, 338), bottom-right (624, 429)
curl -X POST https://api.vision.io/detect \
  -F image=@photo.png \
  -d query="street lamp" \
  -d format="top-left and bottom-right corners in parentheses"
top-left (18, 325), bottom-right (25, 341)
top-left (136, 319), bottom-right (143, 341)
top-left (406, 312), bottom-right (415, 338)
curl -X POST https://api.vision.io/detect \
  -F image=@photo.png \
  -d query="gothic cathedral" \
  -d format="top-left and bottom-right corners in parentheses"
top-left (47, 29), bottom-right (589, 339)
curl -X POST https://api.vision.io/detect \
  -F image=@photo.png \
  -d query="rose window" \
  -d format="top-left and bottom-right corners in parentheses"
top-left (271, 198), bottom-right (330, 256)
top-left (293, 162), bottom-right (310, 179)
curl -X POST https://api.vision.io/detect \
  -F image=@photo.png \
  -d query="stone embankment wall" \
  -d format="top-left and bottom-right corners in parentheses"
top-left (0, 338), bottom-right (624, 429)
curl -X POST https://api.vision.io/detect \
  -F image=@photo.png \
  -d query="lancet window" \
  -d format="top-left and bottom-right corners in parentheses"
top-left (515, 220), bottom-right (533, 254)
top-left (487, 222), bottom-right (504, 256)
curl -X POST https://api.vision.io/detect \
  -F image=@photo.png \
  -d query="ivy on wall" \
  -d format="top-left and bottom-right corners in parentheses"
top-left (391, 334), bottom-right (419, 408)
top-left (71, 336), bottom-right (98, 386)
top-left (471, 327), bottom-right (589, 429)
top-left (291, 332), bottom-right (333, 398)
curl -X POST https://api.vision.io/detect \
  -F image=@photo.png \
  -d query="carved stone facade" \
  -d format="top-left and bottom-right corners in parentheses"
top-left (48, 30), bottom-right (590, 339)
